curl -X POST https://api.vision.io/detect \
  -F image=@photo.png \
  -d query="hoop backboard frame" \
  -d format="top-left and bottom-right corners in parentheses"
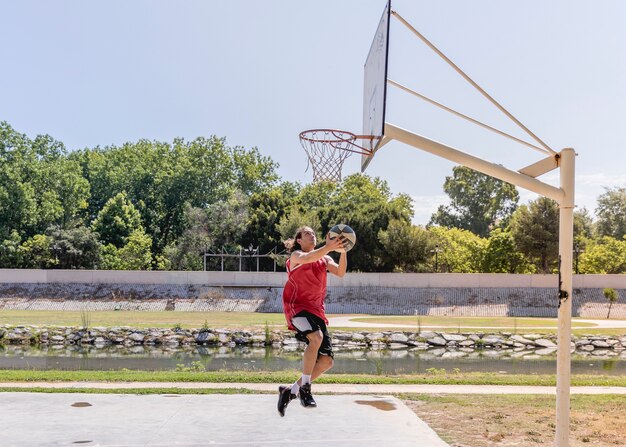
top-left (356, 3), bottom-right (576, 446)
top-left (361, 0), bottom-right (391, 172)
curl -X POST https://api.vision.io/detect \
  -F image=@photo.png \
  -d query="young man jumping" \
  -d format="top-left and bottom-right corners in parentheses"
top-left (277, 226), bottom-right (347, 417)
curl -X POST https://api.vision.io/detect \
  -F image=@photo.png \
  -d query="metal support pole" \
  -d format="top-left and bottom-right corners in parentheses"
top-left (556, 148), bottom-right (575, 447)
top-left (385, 124), bottom-right (564, 202)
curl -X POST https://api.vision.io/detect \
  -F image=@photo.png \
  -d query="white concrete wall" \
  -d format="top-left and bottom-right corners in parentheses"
top-left (0, 269), bottom-right (624, 289)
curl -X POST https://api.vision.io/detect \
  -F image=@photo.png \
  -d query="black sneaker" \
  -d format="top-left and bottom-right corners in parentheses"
top-left (299, 383), bottom-right (316, 408)
top-left (277, 385), bottom-right (297, 417)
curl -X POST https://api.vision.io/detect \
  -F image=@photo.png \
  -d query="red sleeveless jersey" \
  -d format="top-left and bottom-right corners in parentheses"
top-left (282, 257), bottom-right (329, 330)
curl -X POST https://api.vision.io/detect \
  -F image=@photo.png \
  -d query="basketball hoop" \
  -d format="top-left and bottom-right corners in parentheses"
top-left (299, 129), bottom-right (373, 183)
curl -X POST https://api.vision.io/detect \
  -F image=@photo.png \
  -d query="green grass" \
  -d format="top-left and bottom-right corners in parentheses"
top-left (0, 369), bottom-right (624, 387)
top-left (350, 315), bottom-right (596, 328)
top-left (0, 310), bottom-right (287, 329)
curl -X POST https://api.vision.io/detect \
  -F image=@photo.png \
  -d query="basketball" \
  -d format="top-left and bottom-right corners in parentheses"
top-left (328, 224), bottom-right (356, 253)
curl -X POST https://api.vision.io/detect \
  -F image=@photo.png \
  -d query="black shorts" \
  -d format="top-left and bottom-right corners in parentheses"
top-left (291, 310), bottom-right (334, 358)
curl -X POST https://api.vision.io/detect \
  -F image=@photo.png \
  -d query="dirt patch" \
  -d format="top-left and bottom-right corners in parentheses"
top-left (402, 394), bottom-right (626, 447)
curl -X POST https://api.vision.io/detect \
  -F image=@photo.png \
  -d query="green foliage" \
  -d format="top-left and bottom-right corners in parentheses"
top-left (603, 288), bottom-right (619, 319)
top-left (595, 186), bottom-right (626, 240)
top-left (101, 230), bottom-right (153, 270)
top-left (603, 288), bottom-right (618, 302)
top-left (428, 226), bottom-right (485, 273)
top-left (579, 236), bottom-right (626, 274)
top-left (322, 174), bottom-right (413, 272)
top-left (92, 192), bottom-right (143, 248)
top-left (276, 207), bottom-right (321, 243)
top-left (378, 220), bottom-right (433, 272)
top-left (0, 122), bottom-right (89, 238)
top-left (163, 204), bottom-right (212, 271)
top-left (46, 225), bottom-right (102, 269)
top-left (72, 136), bottom-right (278, 252)
top-left (20, 234), bottom-right (58, 269)
top-left (242, 182), bottom-right (300, 254)
top-left (429, 166), bottom-right (519, 237)
top-left (80, 310), bottom-right (91, 330)
top-left (205, 190), bottom-right (249, 248)
top-left (0, 230), bottom-right (24, 268)
top-left (509, 197), bottom-right (559, 273)
top-left (174, 361), bottom-right (205, 372)
top-left (481, 228), bottom-right (534, 273)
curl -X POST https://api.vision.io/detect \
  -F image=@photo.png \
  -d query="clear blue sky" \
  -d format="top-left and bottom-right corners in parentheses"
top-left (2, 0), bottom-right (625, 225)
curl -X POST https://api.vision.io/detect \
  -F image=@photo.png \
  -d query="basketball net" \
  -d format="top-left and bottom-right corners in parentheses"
top-left (299, 129), bottom-right (373, 183)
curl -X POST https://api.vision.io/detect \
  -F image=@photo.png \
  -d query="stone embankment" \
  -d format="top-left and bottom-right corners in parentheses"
top-left (1, 325), bottom-right (625, 359)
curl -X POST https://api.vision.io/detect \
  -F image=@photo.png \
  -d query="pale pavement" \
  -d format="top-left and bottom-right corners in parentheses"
top-left (1, 382), bottom-right (625, 394)
top-left (327, 316), bottom-right (626, 329)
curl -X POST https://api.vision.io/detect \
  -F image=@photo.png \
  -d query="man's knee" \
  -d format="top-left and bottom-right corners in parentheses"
top-left (306, 330), bottom-right (323, 348)
top-left (318, 354), bottom-right (334, 370)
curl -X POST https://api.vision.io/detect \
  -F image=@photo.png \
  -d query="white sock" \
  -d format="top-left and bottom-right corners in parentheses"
top-left (301, 374), bottom-right (312, 385)
top-left (290, 381), bottom-right (300, 395)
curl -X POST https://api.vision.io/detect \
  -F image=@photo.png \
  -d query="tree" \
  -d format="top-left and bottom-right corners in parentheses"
top-left (20, 234), bottom-right (58, 269)
top-left (242, 182), bottom-right (300, 255)
top-left (101, 230), bottom-right (152, 270)
top-left (47, 225), bottom-right (102, 269)
top-left (378, 221), bottom-right (432, 272)
top-left (322, 174), bottom-right (414, 272)
top-left (205, 190), bottom-right (249, 250)
top-left (0, 122), bottom-right (89, 237)
top-left (71, 136), bottom-right (279, 253)
top-left (578, 236), bottom-right (626, 274)
top-left (0, 230), bottom-right (24, 268)
top-left (509, 197), bottom-right (559, 273)
top-left (429, 166), bottom-right (519, 237)
top-left (481, 228), bottom-right (534, 273)
top-left (92, 192), bottom-right (143, 248)
top-left (595, 187), bottom-right (626, 240)
top-left (276, 207), bottom-right (322, 246)
top-left (603, 288), bottom-right (619, 319)
top-left (428, 226), bottom-right (485, 273)
top-left (163, 204), bottom-right (213, 271)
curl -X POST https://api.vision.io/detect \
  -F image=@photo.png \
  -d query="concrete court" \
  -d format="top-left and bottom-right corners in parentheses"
top-left (0, 392), bottom-right (450, 447)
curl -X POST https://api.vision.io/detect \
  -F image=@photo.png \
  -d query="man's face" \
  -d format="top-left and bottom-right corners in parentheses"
top-left (297, 228), bottom-right (316, 249)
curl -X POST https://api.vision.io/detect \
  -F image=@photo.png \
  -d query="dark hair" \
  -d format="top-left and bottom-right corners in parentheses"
top-left (284, 226), bottom-right (314, 253)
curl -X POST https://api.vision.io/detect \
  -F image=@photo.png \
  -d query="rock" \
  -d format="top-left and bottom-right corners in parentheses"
top-left (418, 331), bottom-right (436, 339)
top-left (580, 344), bottom-right (595, 352)
top-left (365, 332), bottom-right (385, 341)
top-left (481, 336), bottom-right (504, 346)
top-left (522, 334), bottom-right (542, 340)
top-left (440, 333), bottom-right (466, 342)
top-left (592, 340), bottom-right (611, 348)
top-left (535, 348), bottom-right (557, 356)
top-left (129, 333), bottom-right (145, 342)
top-left (427, 336), bottom-right (447, 347)
top-left (510, 335), bottom-right (535, 345)
top-left (50, 335), bottom-right (65, 343)
top-left (389, 333), bottom-right (409, 343)
top-left (535, 339), bottom-right (557, 348)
